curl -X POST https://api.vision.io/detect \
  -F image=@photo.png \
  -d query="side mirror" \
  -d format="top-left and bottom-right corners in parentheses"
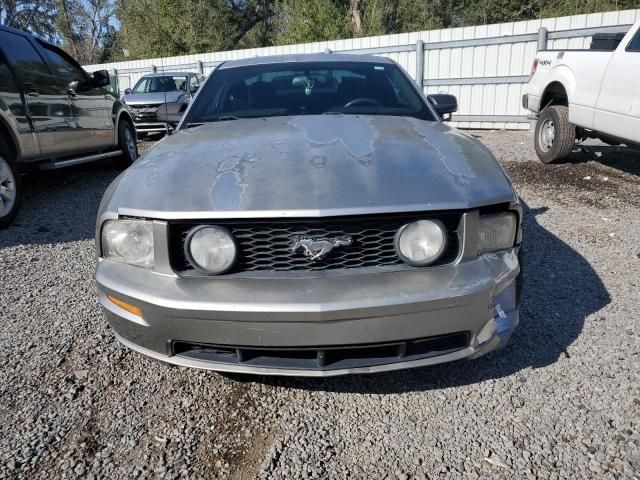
top-left (124, 88), bottom-right (132, 95)
top-left (427, 94), bottom-right (458, 120)
top-left (92, 69), bottom-right (110, 87)
top-left (156, 101), bottom-right (188, 126)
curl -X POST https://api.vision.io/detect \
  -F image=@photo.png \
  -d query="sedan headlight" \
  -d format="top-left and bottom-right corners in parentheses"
top-left (101, 219), bottom-right (154, 268)
top-left (395, 220), bottom-right (447, 266)
top-left (478, 213), bottom-right (517, 253)
top-left (185, 226), bottom-right (237, 275)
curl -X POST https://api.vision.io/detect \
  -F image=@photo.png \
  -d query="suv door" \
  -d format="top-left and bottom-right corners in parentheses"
top-left (594, 27), bottom-right (640, 144)
top-left (0, 30), bottom-right (72, 157)
top-left (0, 47), bottom-right (38, 159)
top-left (39, 42), bottom-right (114, 153)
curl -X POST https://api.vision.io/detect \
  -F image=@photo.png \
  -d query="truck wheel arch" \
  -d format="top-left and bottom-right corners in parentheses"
top-left (541, 81), bottom-right (569, 109)
top-left (0, 116), bottom-right (19, 162)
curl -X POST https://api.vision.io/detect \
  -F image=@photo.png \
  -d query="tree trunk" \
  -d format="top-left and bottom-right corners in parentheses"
top-left (350, 0), bottom-right (363, 37)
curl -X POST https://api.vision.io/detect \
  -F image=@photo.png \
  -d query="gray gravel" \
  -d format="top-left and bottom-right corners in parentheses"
top-left (1, 130), bottom-right (639, 479)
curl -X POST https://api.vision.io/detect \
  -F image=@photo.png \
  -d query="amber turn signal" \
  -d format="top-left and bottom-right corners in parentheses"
top-left (107, 295), bottom-right (142, 316)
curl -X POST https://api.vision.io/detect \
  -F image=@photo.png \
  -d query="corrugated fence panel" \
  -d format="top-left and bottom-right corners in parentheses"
top-left (84, 9), bottom-right (639, 130)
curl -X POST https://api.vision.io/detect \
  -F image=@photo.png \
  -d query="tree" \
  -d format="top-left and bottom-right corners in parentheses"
top-left (56, 0), bottom-right (116, 64)
top-left (114, 0), bottom-right (278, 60)
top-left (0, 0), bottom-right (57, 39)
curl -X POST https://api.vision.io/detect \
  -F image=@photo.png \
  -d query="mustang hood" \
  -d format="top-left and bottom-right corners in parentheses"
top-left (108, 115), bottom-right (516, 218)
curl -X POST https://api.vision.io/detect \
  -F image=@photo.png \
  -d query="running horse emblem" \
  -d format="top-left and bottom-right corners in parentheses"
top-left (290, 236), bottom-right (353, 261)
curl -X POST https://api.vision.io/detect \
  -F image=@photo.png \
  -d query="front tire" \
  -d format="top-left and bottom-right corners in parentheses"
top-left (113, 120), bottom-right (138, 168)
top-left (534, 105), bottom-right (576, 164)
top-left (0, 154), bottom-right (21, 229)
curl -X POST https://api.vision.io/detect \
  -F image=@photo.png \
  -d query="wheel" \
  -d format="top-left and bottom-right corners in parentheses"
top-left (113, 120), bottom-right (138, 168)
top-left (0, 152), bottom-right (21, 229)
top-left (534, 105), bottom-right (576, 164)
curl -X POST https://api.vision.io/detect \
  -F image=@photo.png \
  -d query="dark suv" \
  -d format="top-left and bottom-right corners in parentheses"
top-left (0, 25), bottom-right (137, 228)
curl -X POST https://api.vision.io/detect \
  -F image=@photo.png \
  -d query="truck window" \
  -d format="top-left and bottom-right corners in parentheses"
top-left (40, 44), bottom-right (86, 84)
top-left (0, 31), bottom-right (50, 76)
top-left (628, 29), bottom-right (640, 52)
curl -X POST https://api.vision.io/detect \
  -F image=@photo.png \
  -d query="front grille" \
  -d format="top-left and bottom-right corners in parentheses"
top-left (168, 212), bottom-right (461, 275)
top-left (172, 332), bottom-right (471, 371)
top-left (129, 104), bottom-right (159, 120)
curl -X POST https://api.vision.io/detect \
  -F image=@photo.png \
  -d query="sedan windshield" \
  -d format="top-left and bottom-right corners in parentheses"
top-left (133, 75), bottom-right (189, 93)
top-left (184, 61), bottom-right (435, 124)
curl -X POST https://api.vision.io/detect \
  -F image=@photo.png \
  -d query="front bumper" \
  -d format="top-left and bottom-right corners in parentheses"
top-left (132, 121), bottom-right (172, 133)
top-left (96, 247), bottom-right (521, 377)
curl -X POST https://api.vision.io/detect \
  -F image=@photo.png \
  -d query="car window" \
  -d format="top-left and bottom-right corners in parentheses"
top-left (0, 51), bottom-right (21, 100)
top-left (628, 28), bottom-right (640, 51)
top-left (0, 31), bottom-right (50, 76)
top-left (133, 75), bottom-right (189, 93)
top-left (184, 61), bottom-right (434, 124)
top-left (40, 44), bottom-right (85, 83)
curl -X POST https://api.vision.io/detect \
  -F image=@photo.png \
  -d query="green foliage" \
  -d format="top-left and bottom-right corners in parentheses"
top-left (5, 0), bottom-right (640, 62)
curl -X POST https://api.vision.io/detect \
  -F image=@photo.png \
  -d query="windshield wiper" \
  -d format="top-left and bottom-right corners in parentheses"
top-left (216, 115), bottom-right (240, 122)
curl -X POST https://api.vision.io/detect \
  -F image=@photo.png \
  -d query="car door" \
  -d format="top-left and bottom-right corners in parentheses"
top-left (39, 43), bottom-right (114, 153)
top-left (593, 26), bottom-right (640, 144)
top-left (0, 29), bottom-right (72, 157)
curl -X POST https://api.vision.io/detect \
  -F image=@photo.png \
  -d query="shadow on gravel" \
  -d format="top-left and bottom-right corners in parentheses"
top-left (564, 145), bottom-right (640, 176)
top-left (250, 201), bottom-right (611, 394)
top-left (0, 161), bottom-right (121, 248)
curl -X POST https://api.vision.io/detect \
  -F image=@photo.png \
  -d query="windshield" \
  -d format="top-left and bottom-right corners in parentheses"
top-left (184, 61), bottom-right (435, 124)
top-left (132, 75), bottom-right (189, 93)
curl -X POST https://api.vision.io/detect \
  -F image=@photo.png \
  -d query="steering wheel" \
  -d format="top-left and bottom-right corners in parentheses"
top-left (344, 97), bottom-right (382, 108)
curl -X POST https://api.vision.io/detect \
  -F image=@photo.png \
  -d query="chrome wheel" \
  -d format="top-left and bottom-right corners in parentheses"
top-left (124, 126), bottom-right (137, 160)
top-left (0, 157), bottom-right (16, 218)
top-left (539, 119), bottom-right (555, 152)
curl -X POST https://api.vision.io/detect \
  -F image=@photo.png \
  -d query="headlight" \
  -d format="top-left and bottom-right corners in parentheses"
top-left (185, 226), bottom-right (237, 275)
top-left (478, 213), bottom-right (517, 253)
top-left (395, 220), bottom-right (447, 266)
top-left (101, 219), bottom-right (154, 268)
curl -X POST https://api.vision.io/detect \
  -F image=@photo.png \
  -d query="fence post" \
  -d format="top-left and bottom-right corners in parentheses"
top-left (415, 39), bottom-right (425, 90)
top-left (197, 60), bottom-right (204, 74)
top-left (151, 64), bottom-right (157, 73)
top-left (111, 68), bottom-right (118, 94)
top-left (537, 27), bottom-right (548, 51)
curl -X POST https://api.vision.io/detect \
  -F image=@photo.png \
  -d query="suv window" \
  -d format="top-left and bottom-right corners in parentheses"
top-left (41, 44), bottom-right (85, 83)
top-left (0, 31), bottom-right (50, 76)
top-left (628, 29), bottom-right (640, 52)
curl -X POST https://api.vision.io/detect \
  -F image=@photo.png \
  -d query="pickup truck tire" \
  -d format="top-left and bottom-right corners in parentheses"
top-left (113, 121), bottom-right (138, 168)
top-left (0, 149), bottom-right (21, 229)
top-left (534, 105), bottom-right (576, 164)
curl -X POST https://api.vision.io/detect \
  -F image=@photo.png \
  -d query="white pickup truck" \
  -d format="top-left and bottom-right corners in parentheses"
top-left (523, 19), bottom-right (640, 163)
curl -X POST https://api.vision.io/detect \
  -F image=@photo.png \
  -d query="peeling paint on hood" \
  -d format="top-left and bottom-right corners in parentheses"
top-left (108, 115), bottom-right (516, 218)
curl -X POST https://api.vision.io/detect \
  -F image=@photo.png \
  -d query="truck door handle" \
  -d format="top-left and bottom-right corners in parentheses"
top-left (24, 83), bottom-right (39, 96)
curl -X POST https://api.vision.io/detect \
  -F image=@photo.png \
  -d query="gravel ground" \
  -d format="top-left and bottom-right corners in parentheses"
top-left (1, 130), bottom-right (639, 480)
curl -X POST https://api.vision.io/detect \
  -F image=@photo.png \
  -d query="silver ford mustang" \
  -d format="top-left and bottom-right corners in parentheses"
top-left (95, 53), bottom-right (522, 377)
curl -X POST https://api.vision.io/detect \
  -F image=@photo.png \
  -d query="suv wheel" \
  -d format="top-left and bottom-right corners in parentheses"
top-left (114, 121), bottom-right (138, 168)
top-left (534, 105), bottom-right (576, 164)
top-left (0, 154), bottom-right (21, 229)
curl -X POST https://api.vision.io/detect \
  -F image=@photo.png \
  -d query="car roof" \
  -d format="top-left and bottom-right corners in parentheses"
top-left (141, 72), bottom-right (196, 77)
top-left (218, 53), bottom-right (395, 69)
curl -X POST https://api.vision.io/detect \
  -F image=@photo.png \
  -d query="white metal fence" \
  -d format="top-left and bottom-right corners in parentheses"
top-left (84, 8), bottom-right (640, 130)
